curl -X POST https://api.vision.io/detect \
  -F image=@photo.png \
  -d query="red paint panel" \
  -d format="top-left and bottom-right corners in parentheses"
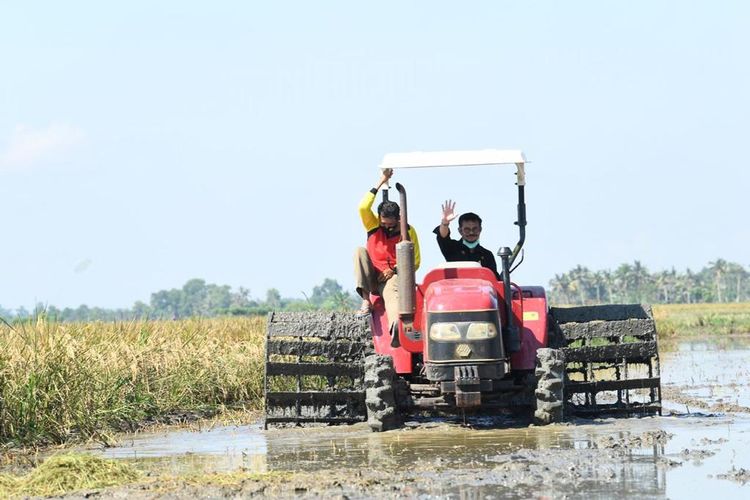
top-left (369, 295), bottom-right (414, 374)
top-left (509, 292), bottom-right (548, 370)
top-left (424, 279), bottom-right (499, 312)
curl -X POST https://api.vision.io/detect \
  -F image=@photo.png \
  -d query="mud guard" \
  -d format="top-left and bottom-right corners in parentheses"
top-left (369, 295), bottom-right (418, 374)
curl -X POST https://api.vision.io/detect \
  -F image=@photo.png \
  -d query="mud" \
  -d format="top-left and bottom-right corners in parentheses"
top-left (267, 311), bottom-right (371, 339)
top-left (47, 336), bottom-right (750, 497)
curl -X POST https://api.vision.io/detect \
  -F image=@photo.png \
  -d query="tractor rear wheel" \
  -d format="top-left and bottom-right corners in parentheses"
top-left (364, 354), bottom-right (400, 432)
top-left (534, 348), bottom-right (565, 425)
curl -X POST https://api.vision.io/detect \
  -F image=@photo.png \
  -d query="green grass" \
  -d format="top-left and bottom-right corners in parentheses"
top-left (0, 453), bottom-right (140, 497)
top-left (0, 452), bottom-right (295, 498)
top-left (654, 303), bottom-right (750, 337)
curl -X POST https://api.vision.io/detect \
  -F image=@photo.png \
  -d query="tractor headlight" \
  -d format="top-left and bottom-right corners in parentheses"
top-left (429, 322), bottom-right (461, 341)
top-left (466, 322), bottom-right (498, 340)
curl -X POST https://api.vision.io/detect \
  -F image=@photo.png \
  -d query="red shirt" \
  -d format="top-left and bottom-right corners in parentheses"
top-left (358, 190), bottom-right (420, 273)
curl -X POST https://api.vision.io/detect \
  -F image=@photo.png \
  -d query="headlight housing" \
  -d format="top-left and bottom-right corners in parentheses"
top-left (466, 322), bottom-right (498, 340)
top-left (429, 322), bottom-right (499, 341)
top-left (429, 322), bottom-right (461, 341)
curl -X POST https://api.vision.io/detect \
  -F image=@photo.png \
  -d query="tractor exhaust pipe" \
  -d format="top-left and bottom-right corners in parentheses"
top-left (395, 183), bottom-right (416, 324)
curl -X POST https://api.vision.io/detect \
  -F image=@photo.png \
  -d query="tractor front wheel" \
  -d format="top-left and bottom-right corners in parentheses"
top-left (364, 354), bottom-right (400, 432)
top-left (534, 348), bottom-right (565, 425)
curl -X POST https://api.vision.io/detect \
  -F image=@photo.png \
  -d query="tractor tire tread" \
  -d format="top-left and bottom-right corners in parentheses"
top-left (534, 348), bottom-right (565, 425)
top-left (364, 354), bottom-right (400, 432)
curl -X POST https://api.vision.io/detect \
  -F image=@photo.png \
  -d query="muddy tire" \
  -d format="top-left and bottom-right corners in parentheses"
top-left (364, 354), bottom-right (400, 432)
top-left (534, 348), bottom-right (565, 425)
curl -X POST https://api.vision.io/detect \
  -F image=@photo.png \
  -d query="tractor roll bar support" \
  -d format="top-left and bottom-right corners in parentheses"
top-left (495, 163), bottom-right (525, 354)
top-left (509, 163), bottom-right (527, 268)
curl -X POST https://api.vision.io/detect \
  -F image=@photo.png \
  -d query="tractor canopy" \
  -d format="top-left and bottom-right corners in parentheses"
top-left (379, 149), bottom-right (527, 170)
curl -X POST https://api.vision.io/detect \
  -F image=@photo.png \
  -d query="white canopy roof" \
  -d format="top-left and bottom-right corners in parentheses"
top-left (379, 149), bottom-right (527, 170)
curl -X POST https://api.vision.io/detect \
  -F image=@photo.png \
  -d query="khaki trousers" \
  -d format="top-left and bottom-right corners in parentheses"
top-left (353, 247), bottom-right (399, 330)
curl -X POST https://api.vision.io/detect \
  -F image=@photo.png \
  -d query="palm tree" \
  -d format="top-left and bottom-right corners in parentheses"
top-left (601, 270), bottom-right (615, 303)
top-left (568, 265), bottom-right (592, 304)
top-left (707, 259), bottom-right (729, 302)
top-left (591, 270), bottom-right (607, 304)
top-left (654, 268), bottom-right (677, 303)
top-left (629, 260), bottom-right (651, 302)
top-left (550, 273), bottom-right (573, 305)
top-left (680, 268), bottom-right (699, 304)
top-left (614, 263), bottom-right (633, 302)
top-left (724, 262), bottom-right (747, 302)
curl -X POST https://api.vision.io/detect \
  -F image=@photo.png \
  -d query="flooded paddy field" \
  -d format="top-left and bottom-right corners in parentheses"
top-left (74, 336), bottom-right (750, 498)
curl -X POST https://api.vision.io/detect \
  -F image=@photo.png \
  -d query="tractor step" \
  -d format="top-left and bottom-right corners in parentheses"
top-left (550, 304), bottom-right (662, 418)
top-left (264, 311), bottom-right (372, 428)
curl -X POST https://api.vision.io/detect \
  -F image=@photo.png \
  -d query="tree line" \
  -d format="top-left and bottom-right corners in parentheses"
top-left (547, 259), bottom-right (748, 305)
top-left (0, 278), bottom-right (360, 322)
top-left (2, 258), bottom-right (747, 322)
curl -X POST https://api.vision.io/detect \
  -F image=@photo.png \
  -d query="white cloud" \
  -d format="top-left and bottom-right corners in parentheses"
top-left (73, 258), bottom-right (93, 274)
top-left (0, 123), bottom-right (86, 170)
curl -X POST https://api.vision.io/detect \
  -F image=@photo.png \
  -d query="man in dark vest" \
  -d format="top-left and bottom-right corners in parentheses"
top-left (434, 199), bottom-right (499, 280)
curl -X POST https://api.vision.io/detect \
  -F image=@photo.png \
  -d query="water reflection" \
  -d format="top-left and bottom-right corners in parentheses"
top-left (661, 336), bottom-right (750, 408)
top-left (101, 423), bottom-right (268, 475)
top-left (260, 420), bottom-right (671, 498)
top-left (91, 335), bottom-right (750, 498)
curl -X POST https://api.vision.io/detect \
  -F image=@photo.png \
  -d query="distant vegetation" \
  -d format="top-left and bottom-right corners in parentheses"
top-left (0, 278), bottom-right (360, 322)
top-left (547, 259), bottom-right (748, 305)
top-left (1, 258), bottom-right (748, 322)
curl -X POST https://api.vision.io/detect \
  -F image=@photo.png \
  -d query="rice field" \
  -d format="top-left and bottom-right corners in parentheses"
top-left (1, 303), bottom-right (749, 449)
top-left (653, 302), bottom-right (750, 337)
top-left (0, 317), bottom-right (266, 448)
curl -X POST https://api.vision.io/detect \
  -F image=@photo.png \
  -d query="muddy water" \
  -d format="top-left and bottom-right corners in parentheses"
top-left (661, 336), bottom-right (750, 409)
top-left (96, 336), bottom-right (750, 498)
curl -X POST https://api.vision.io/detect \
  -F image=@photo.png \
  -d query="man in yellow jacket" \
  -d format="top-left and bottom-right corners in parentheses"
top-left (353, 168), bottom-right (420, 333)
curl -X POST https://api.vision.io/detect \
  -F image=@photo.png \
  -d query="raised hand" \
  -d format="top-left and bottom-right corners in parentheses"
top-left (441, 199), bottom-right (457, 225)
top-left (378, 168), bottom-right (394, 188)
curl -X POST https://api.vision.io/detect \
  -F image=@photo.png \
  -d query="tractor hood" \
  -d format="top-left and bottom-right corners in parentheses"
top-left (424, 278), bottom-right (499, 313)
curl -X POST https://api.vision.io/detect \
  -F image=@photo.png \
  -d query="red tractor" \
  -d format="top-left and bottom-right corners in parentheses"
top-left (264, 150), bottom-right (661, 431)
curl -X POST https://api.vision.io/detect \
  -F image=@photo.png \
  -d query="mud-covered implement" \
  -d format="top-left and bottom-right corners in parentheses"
top-left (264, 311), bottom-right (371, 428)
top-left (549, 304), bottom-right (661, 417)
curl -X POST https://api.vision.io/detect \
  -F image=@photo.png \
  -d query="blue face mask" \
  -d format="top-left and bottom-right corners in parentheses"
top-left (462, 239), bottom-right (479, 249)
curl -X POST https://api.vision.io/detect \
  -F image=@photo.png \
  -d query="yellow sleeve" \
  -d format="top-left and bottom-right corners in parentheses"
top-left (358, 191), bottom-right (379, 232)
top-left (409, 226), bottom-right (421, 270)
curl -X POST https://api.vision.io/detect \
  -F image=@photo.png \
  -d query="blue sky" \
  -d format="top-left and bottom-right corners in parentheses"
top-left (1, 1), bottom-right (748, 310)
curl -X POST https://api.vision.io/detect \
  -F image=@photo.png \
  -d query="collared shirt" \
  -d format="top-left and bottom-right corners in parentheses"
top-left (433, 225), bottom-right (500, 280)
